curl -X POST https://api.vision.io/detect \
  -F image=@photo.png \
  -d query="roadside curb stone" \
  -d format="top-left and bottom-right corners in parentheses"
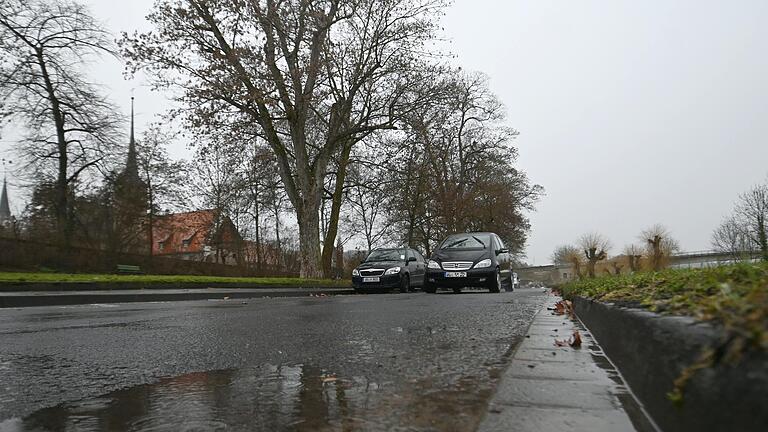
top-left (573, 296), bottom-right (768, 432)
top-left (479, 292), bottom-right (658, 432)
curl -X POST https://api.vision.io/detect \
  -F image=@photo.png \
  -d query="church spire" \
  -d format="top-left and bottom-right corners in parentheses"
top-left (0, 177), bottom-right (10, 224)
top-left (125, 96), bottom-right (139, 177)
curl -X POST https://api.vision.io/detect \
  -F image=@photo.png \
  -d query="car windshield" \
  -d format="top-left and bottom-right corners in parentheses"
top-left (365, 249), bottom-right (406, 262)
top-left (440, 234), bottom-right (489, 250)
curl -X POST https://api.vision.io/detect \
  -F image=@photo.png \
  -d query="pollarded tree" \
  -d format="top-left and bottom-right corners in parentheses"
top-left (121, 0), bottom-right (447, 277)
top-left (551, 244), bottom-right (584, 279)
top-left (640, 224), bottom-right (680, 271)
top-left (622, 244), bottom-right (644, 272)
top-left (578, 233), bottom-right (611, 278)
top-left (0, 0), bottom-right (121, 247)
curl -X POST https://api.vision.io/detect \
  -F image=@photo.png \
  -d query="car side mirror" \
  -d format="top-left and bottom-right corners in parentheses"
top-left (407, 257), bottom-right (417, 262)
top-left (496, 248), bottom-right (509, 255)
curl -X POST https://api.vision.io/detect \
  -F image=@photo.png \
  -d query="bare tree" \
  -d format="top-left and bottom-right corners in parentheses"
top-left (551, 244), bottom-right (583, 279)
top-left (622, 244), bottom-right (644, 272)
top-left (551, 244), bottom-right (578, 265)
top-left (640, 224), bottom-right (680, 271)
top-left (712, 216), bottom-right (757, 260)
top-left (0, 0), bottom-right (120, 247)
top-left (121, 0), bottom-right (446, 277)
top-left (137, 124), bottom-right (191, 256)
top-left (578, 233), bottom-right (611, 278)
top-left (383, 69), bottom-right (543, 256)
top-left (734, 183), bottom-right (768, 261)
top-left (343, 164), bottom-right (391, 254)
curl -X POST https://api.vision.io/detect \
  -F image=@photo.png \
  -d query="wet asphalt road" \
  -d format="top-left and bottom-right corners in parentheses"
top-left (0, 288), bottom-right (549, 431)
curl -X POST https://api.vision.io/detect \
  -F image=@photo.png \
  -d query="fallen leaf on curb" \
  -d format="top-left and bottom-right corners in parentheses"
top-left (554, 330), bottom-right (582, 348)
top-left (570, 330), bottom-right (582, 347)
top-left (553, 300), bottom-right (575, 318)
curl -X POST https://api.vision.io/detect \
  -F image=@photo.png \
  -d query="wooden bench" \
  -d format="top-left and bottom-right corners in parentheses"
top-left (116, 264), bottom-right (142, 274)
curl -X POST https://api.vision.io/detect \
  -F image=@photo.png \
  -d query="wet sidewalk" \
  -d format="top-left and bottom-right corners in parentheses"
top-left (479, 294), bottom-right (659, 432)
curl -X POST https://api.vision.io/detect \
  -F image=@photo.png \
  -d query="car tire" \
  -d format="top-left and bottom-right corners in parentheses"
top-left (489, 268), bottom-right (501, 293)
top-left (400, 274), bottom-right (410, 293)
top-left (424, 283), bottom-right (437, 294)
top-left (453, 287), bottom-right (461, 294)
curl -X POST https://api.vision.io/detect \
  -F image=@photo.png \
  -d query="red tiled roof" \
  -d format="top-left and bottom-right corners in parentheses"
top-left (152, 209), bottom-right (240, 256)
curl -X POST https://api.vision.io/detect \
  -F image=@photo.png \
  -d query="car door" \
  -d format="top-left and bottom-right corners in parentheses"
top-left (411, 249), bottom-right (426, 286)
top-left (494, 235), bottom-right (512, 282)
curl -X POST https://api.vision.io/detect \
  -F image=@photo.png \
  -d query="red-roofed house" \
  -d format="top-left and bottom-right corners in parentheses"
top-left (152, 210), bottom-right (242, 265)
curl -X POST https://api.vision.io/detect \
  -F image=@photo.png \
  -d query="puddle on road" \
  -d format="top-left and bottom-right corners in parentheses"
top-left (2, 363), bottom-right (497, 432)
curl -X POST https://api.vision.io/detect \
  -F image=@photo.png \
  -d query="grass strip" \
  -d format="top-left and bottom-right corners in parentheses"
top-left (0, 271), bottom-right (350, 287)
top-left (559, 262), bottom-right (768, 403)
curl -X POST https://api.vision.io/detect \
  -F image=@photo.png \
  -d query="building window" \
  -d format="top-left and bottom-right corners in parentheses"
top-left (158, 241), bottom-right (165, 251)
top-left (182, 239), bottom-right (191, 250)
top-left (563, 273), bottom-right (568, 279)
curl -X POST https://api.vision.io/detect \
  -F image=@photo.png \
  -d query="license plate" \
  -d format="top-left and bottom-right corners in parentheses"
top-left (445, 272), bottom-right (467, 278)
top-left (363, 277), bottom-right (380, 283)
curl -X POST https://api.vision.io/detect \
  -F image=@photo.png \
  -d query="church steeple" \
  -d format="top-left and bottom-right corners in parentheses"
top-left (125, 96), bottom-right (139, 178)
top-left (0, 177), bottom-right (10, 224)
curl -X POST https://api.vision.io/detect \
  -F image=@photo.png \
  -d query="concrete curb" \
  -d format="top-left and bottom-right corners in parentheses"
top-left (480, 294), bottom-right (656, 432)
top-left (0, 287), bottom-right (355, 308)
top-left (573, 297), bottom-right (768, 432)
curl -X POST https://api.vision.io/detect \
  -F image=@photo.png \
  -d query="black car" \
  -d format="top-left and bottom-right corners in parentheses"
top-left (352, 248), bottom-right (427, 293)
top-left (424, 232), bottom-right (513, 294)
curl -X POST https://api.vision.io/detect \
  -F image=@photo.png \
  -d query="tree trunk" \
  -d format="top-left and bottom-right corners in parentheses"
top-left (37, 47), bottom-right (71, 248)
top-left (758, 216), bottom-right (768, 261)
top-left (321, 142), bottom-right (352, 278)
top-left (297, 206), bottom-right (322, 278)
top-left (273, 200), bottom-right (283, 269)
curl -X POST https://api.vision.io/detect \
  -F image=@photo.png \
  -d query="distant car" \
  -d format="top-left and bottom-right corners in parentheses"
top-left (352, 248), bottom-right (427, 293)
top-left (424, 232), bottom-right (513, 294)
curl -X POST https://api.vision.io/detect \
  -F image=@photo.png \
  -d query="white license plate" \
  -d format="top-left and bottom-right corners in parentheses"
top-left (445, 272), bottom-right (467, 278)
top-left (363, 277), bottom-right (380, 283)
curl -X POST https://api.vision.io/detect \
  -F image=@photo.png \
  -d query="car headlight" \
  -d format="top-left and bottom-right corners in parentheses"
top-left (474, 259), bottom-right (492, 269)
top-left (384, 267), bottom-right (401, 275)
top-left (352, 268), bottom-right (360, 276)
top-left (427, 260), bottom-right (441, 269)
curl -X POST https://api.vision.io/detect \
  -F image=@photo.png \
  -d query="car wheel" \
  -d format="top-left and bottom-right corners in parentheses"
top-left (400, 274), bottom-right (410, 293)
top-left (424, 283), bottom-right (437, 294)
top-left (490, 268), bottom-right (501, 293)
top-left (453, 287), bottom-right (461, 294)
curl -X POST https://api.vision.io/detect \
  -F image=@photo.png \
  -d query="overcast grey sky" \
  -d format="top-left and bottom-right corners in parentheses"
top-left (2, 0), bottom-right (767, 264)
